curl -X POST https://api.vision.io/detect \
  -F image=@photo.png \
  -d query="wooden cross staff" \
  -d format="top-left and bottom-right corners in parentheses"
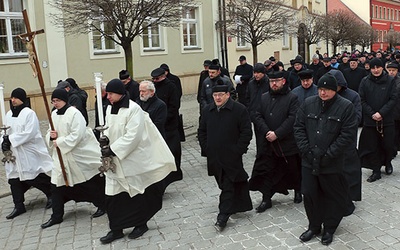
top-left (18, 9), bottom-right (69, 186)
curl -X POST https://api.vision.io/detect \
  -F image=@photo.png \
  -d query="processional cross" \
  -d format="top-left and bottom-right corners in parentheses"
top-left (18, 9), bottom-right (69, 186)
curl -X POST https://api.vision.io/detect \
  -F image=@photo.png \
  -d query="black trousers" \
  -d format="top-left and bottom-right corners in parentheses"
top-left (359, 126), bottom-right (395, 171)
top-left (50, 174), bottom-right (105, 220)
top-left (214, 170), bottom-right (253, 215)
top-left (8, 173), bottom-right (52, 209)
top-left (301, 168), bottom-right (348, 234)
top-left (249, 154), bottom-right (301, 199)
top-left (236, 83), bottom-right (248, 107)
top-left (163, 129), bottom-right (183, 189)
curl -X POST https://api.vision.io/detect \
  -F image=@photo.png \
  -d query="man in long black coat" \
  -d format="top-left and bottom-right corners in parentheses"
top-left (151, 68), bottom-right (182, 188)
top-left (136, 80), bottom-right (167, 138)
top-left (330, 70), bottom-right (362, 210)
top-left (198, 85), bottom-right (253, 232)
top-left (359, 58), bottom-right (397, 182)
top-left (294, 73), bottom-right (357, 245)
top-left (246, 63), bottom-right (270, 157)
top-left (314, 57), bottom-right (332, 84)
top-left (233, 55), bottom-right (253, 106)
top-left (119, 70), bottom-right (139, 101)
top-left (249, 71), bottom-right (302, 213)
top-left (342, 58), bottom-right (367, 92)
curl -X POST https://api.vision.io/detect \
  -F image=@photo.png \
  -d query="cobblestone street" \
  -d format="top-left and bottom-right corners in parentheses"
top-left (0, 95), bottom-right (399, 249)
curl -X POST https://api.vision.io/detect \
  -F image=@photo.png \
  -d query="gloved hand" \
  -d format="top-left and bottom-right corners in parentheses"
top-left (101, 146), bottom-right (115, 157)
top-left (99, 135), bottom-right (110, 148)
top-left (2, 135), bottom-right (11, 152)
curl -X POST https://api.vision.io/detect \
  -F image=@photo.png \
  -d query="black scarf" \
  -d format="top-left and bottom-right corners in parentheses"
top-left (56, 104), bottom-right (71, 115)
top-left (110, 94), bottom-right (129, 114)
top-left (11, 104), bottom-right (27, 117)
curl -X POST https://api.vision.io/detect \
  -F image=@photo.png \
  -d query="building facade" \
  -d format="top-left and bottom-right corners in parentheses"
top-left (0, 0), bottom-right (327, 120)
top-left (371, 0), bottom-right (400, 51)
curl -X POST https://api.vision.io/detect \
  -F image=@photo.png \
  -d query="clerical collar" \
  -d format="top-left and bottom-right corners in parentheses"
top-left (11, 104), bottom-right (27, 117)
top-left (56, 104), bottom-right (71, 115)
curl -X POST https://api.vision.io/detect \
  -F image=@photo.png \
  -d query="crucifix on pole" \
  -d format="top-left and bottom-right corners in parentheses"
top-left (18, 9), bottom-right (69, 186)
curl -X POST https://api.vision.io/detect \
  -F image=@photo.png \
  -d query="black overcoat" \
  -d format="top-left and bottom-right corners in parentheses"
top-left (198, 98), bottom-right (252, 182)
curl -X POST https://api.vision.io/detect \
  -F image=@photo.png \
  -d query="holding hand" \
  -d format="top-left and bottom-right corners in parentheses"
top-left (101, 146), bottom-right (115, 157)
top-left (1, 135), bottom-right (11, 152)
top-left (50, 130), bottom-right (58, 140)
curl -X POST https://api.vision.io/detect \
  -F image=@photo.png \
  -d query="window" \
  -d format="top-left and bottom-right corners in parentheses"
top-left (384, 8), bottom-right (386, 19)
top-left (0, 0), bottom-right (25, 56)
top-left (380, 7), bottom-right (382, 19)
top-left (236, 23), bottom-right (246, 47)
top-left (142, 21), bottom-right (162, 50)
top-left (91, 20), bottom-right (117, 53)
top-left (282, 21), bottom-right (289, 48)
top-left (182, 7), bottom-right (199, 48)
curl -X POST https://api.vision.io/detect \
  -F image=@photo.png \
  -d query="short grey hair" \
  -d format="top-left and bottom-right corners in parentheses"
top-left (140, 80), bottom-right (156, 92)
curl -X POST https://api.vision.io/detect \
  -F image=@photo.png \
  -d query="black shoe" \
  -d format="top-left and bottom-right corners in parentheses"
top-left (128, 224), bottom-right (148, 239)
top-left (385, 163), bottom-right (393, 175)
top-left (367, 172), bottom-right (381, 182)
top-left (321, 231), bottom-right (333, 245)
top-left (299, 229), bottom-right (321, 242)
top-left (294, 191), bottom-right (302, 204)
top-left (100, 230), bottom-right (124, 244)
top-left (45, 198), bottom-right (52, 209)
top-left (214, 219), bottom-right (227, 232)
top-left (41, 218), bottom-right (63, 229)
top-left (6, 207), bottom-right (26, 219)
top-left (255, 199), bottom-right (272, 213)
top-left (91, 208), bottom-right (106, 218)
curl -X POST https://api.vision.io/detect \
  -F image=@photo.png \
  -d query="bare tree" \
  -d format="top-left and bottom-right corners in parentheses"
top-left (300, 13), bottom-right (325, 63)
top-left (354, 23), bottom-right (376, 52)
top-left (49, 0), bottom-right (194, 74)
top-left (321, 9), bottom-right (359, 54)
top-left (385, 27), bottom-right (400, 51)
top-left (225, 0), bottom-right (296, 64)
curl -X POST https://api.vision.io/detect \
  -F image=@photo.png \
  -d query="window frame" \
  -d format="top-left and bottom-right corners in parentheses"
top-left (181, 6), bottom-right (201, 50)
top-left (0, 0), bottom-right (27, 58)
top-left (141, 19), bottom-right (164, 51)
top-left (90, 19), bottom-right (119, 55)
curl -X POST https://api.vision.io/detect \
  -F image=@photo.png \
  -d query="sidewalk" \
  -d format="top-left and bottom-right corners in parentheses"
top-left (0, 94), bottom-right (399, 249)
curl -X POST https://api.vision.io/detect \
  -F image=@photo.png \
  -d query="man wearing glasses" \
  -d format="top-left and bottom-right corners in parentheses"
top-left (250, 71), bottom-right (302, 213)
top-left (200, 63), bottom-right (235, 112)
top-left (198, 84), bottom-right (253, 232)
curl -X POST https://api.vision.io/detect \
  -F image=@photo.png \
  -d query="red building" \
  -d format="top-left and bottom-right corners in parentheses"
top-left (371, 0), bottom-right (400, 51)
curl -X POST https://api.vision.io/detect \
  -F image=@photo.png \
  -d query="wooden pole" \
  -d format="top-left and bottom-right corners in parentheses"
top-left (20, 10), bottom-right (69, 186)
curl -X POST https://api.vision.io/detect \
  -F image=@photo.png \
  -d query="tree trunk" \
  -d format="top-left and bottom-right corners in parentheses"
top-left (252, 43), bottom-right (258, 65)
top-left (332, 42), bottom-right (338, 55)
top-left (122, 43), bottom-right (134, 75)
top-left (306, 42), bottom-right (311, 64)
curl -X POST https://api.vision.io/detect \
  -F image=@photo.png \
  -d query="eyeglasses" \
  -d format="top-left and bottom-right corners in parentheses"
top-left (212, 93), bottom-right (227, 98)
top-left (270, 78), bottom-right (284, 82)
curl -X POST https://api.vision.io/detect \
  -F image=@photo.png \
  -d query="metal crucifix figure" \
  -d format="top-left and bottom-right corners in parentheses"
top-left (18, 9), bottom-right (69, 186)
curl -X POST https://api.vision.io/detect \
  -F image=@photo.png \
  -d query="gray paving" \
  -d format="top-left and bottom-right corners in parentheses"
top-left (0, 94), bottom-right (399, 249)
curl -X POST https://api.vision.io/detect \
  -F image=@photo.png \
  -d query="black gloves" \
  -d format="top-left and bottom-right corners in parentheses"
top-left (99, 135), bottom-right (110, 148)
top-left (2, 135), bottom-right (11, 152)
top-left (101, 146), bottom-right (115, 157)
